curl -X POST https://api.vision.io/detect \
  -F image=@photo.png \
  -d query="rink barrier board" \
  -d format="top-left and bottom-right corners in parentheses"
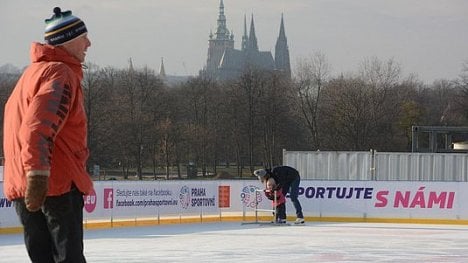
top-left (3, 179), bottom-right (468, 234)
top-left (82, 216), bottom-right (468, 228)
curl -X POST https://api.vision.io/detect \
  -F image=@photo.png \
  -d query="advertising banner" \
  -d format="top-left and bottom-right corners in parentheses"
top-left (1, 180), bottom-right (468, 230)
top-left (83, 180), bottom-right (220, 221)
top-left (293, 181), bottom-right (464, 220)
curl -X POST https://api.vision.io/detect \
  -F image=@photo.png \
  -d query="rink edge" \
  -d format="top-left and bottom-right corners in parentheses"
top-left (3, 216), bottom-right (468, 234)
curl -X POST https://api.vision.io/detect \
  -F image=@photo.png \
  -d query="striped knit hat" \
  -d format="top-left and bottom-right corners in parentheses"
top-left (44, 7), bottom-right (87, 46)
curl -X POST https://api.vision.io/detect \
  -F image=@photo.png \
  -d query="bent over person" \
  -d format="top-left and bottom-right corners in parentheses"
top-left (254, 166), bottom-right (304, 224)
top-left (3, 7), bottom-right (93, 263)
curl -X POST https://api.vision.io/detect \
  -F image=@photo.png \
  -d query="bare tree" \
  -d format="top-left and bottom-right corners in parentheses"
top-left (359, 57), bottom-right (404, 149)
top-left (294, 51), bottom-right (330, 149)
top-left (257, 71), bottom-right (296, 168)
top-left (452, 60), bottom-right (468, 124)
top-left (109, 64), bottom-right (164, 179)
top-left (396, 77), bottom-right (426, 150)
top-left (359, 56), bottom-right (401, 88)
top-left (154, 83), bottom-right (193, 179)
top-left (157, 117), bottom-right (175, 179)
top-left (321, 77), bottom-right (373, 150)
top-left (224, 80), bottom-right (249, 177)
top-left (182, 76), bottom-right (218, 177)
top-left (82, 63), bottom-right (110, 171)
top-left (236, 68), bottom-right (266, 173)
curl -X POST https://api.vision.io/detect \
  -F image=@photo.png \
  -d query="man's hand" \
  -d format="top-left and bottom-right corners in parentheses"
top-left (25, 172), bottom-right (49, 212)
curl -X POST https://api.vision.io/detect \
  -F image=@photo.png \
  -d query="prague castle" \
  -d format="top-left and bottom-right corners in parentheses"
top-left (204, 0), bottom-right (291, 80)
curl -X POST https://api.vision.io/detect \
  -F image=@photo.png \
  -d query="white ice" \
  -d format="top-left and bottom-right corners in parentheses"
top-left (1, 221), bottom-right (468, 262)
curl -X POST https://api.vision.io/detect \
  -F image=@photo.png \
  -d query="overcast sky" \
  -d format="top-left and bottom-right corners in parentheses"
top-left (1, 0), bottom-right (467, 83)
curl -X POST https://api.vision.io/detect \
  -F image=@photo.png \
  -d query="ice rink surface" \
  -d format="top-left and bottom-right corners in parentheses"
top-left (1, 221), bottom-right (468, 262)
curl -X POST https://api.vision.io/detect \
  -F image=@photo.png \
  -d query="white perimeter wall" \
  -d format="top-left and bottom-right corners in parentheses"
top-left (283, 150), bottom-right (468, 181)
top-left (1, 180), bottom-right (467, 229)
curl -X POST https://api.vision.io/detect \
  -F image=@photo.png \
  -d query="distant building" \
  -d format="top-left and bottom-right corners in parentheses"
top-left (157, 57), bottom-right (190, 86)
top-left (159, 57), bottom-right (166, 78)
top-left (204, 0), bottom-right (291, 81)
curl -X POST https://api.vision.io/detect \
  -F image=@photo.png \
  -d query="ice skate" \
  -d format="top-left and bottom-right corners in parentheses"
top-left (276, 218), bottom-right (287, 224)
top-left (294, 218), bottom-right (305, 224)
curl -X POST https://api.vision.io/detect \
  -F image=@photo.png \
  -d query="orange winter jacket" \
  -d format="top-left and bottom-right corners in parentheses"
top-left (3, 43), bottom-right (93, 200)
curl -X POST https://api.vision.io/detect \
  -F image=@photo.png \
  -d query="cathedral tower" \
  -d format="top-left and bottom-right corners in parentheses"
top-left (205, 1), bottom-right (290, 80)
top-left (206, 0), bottom-right (234, 75)
top-left (274, 14), bottom-right (291, 78)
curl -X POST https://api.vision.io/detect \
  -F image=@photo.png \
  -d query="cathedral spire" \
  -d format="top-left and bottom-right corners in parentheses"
top-left (215, 0), bottom-right (230, 40)
top-left (275, 13), bottom-right (291, 78)
top-left (206, 0), bottom-right (234, 76)
top-left (128, 57), bottom-right (134, 72)
top-left (278, 13), bottom-right (286, 40)
top-left (159, 57), bottom-right (166, 78)
top-left (248, 14), bottom-right (258, 51)
top-left (241, 14), bottom-right (248, 50)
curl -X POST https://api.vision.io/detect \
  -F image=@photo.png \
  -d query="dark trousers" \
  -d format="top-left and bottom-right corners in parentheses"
top-left (14, 188), bottom-right (86, 263)
top-left (282, 176), bottom-right (304, 219)
top-left (275, 203), bottom-right (286, 221)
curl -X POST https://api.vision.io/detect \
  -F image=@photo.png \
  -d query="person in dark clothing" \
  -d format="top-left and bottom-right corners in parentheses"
top-left (254, 166), bottom-right (305, 224)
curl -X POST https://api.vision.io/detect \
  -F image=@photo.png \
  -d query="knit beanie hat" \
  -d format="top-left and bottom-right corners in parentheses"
top-left (254, 169), bottom-right (268, 179)
top-left (44, 7), bottom-right (87, 46)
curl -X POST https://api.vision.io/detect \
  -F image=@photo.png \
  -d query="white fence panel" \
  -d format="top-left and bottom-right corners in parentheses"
top-left (374, 152), bottom-right (468, 181)
top-left (283, 151), bottom-right (372, 180)
top-left (284, 150), bottom-right (468, 181)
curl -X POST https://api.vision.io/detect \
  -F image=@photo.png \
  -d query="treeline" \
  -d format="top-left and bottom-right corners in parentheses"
top-left (1, 55), bottom-right (467, 179)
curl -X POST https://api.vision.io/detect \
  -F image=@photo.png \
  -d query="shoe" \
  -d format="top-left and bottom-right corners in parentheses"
top-left (294, 218), bottom-right (305, 224)
top-left (276, 219), bottom-right (287, 224)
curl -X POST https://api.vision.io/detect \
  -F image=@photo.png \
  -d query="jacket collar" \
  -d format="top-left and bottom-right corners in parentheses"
top-left (30, 42), bottom-right (83, 78)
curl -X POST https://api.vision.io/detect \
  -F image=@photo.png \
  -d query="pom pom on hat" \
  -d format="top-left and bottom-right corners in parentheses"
top-left (44, 7), bottom-right (87, 46)
top-left (253, 169), bottom-right (268, 178)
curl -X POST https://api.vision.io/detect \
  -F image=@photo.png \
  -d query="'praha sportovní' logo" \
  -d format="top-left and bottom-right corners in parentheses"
top-left (241, 185), bottom-right (262, 208)
top-left (179, 186), bottom-right (191, 209)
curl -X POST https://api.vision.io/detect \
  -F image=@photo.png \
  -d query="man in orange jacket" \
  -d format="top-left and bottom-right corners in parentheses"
top-left (3, 7), bottom-right (93, 262)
